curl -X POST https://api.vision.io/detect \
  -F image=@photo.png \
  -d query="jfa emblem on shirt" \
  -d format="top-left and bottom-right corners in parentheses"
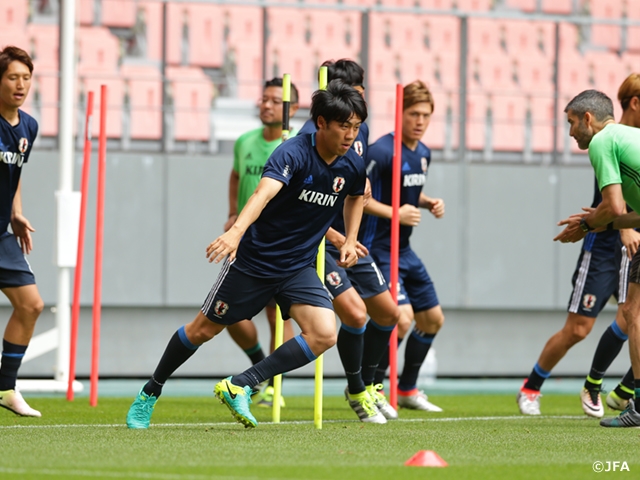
top-left (583, 294), bottom-right (596, 310)
top-left (214, 300), bottom-right (229, 316)
top-left (333, 176), bottom-right (345, 193)
top-left (353, 141), bottom-right (363, 157)
top-left (326, 271), bottom-right (342, 287)
top-left (18, 138), bottom-right (28, 153)
top-left (421, 157), bottom-right (428, 173)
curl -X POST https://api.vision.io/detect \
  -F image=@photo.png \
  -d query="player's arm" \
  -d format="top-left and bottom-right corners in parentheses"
top-left (339, 194), bottom-right (364, 268)
top-left (206, 177), bottom-right (283, 263)
top-left (325, 228), bottom-right (369, 258)
top-left (10, 178), bottom-right (35, 254)
top-left (364, 197), bottom-right (421, 227)
top-left (224, 169), bottom-right (240, 231)
top-left (418, 192), bottom-right (445, 218)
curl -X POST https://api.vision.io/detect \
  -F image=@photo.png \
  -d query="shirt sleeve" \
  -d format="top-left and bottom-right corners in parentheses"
top-left (365, 140), bottom-right (391, 184)
top-left (262, 142), bottom-right (298, 186)
top-left (589, 132), bottom-right (621, 190)
top-left (232, 136), bottom-right (241, 174)
top-left (347, 161), bottom-right (366, 197)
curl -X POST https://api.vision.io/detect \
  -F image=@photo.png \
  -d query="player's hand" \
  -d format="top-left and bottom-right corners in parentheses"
top-left (206, 228), bottom-right (241, 263)
top-left (554, 213), bottom-right (587, 244)
top-left (428, 198), bottom-right (445, 218)
top-left (620, 228), bottom-right (640, 258)
top-left (355, 241), bottom-right (369, 258)
top-left (10, 213), bottom-right (35, 254)
top-left (399, 204), bottom-right (421, 226)
top-left (223, 214), bottom-right (238, 232)
top-left (337, 240), bottom-right (359, 268)
top-left (363, 178), bottom-right (372, 208)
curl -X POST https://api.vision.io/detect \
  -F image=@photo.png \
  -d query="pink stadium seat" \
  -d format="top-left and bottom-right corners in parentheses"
top-left (518, 56), bottom-right (553, 95)
top-left (541, 0), bottom-right (572, 14)
top-left (591, 2), bottom-right (623, 52)
top-left (231, 44), bottom-right (262, 102)
top-left (265, 45), bottom-right (315, 105)
top-left (455, 0), bottom-right (492, 11)
top-left (165, 2), bottom-right (190, 65)
top-left (583, 51), bottom-right (627, 113)
top-left (185, 4), bottom-right (224, 68)
top-left (78, 0), bottom-right (94, 26)
top-left (505, 20), bottom-right (555, 57)
top-left (27, 24), bottom-right (59, 70)
top-left (468, 18), bottom-right (499, 56)
top-left (312, 10), bottom-right (361, 61)
top-left (0, 1), bottom-right (28, 29)
top-left (138, 1), bottom-right (163, 62)
top-left (119, 65), bottom-right (162, 140)
top-left (559, 22), bottom-right (581, 53)
top-left (504, 0), bottom-right (536, 12)
top-left (0, 29), bottom-right (28, 56)
top-left (166, 66), bottom-right (213, 141)
top-left (626, 0), bottom-right (640, 53)
top-left (79, 74), bottom-right (124, 138)
top-left (101, 0), bottom-right (136, 27)
top-left (36, 74), bottom-right (59, 137)
top-left (465, 93), bottom-right (488, 151)
top-left (78, 27), bottom-right (120, 72)
top-left (474, 54), bottom-right (514, 94)
top-left (491, 95), bottom-right (526, 151)
top-left (529, 96), bottom-right (554, 152)
top-left (223, 6), bottom-right (262, 49)
top-left (418, 0), bottom-right (455, 8)
top-left (426, 16), bottom-right (460, 53)
top-left (558, 52), bottom-right (590, 97)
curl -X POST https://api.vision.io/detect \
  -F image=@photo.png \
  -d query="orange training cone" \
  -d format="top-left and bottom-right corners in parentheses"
top-left (404, 450), bottom-right (448, 467)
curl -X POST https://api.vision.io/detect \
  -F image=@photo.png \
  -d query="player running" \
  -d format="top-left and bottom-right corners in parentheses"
top-left (362, 80), bottom-right (445, 412)
top-left (0, 46), bottom-right (43, 418)
top-left (126, 80), bottom-right (367, 429)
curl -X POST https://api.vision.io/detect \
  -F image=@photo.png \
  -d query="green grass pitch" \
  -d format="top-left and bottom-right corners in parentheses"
top-left (1, 394), bottom-right (638, 479)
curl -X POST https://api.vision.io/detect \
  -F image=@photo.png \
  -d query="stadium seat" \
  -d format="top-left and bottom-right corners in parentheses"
top-left (627, 0), bottom-right (640, 53)
top-left (27, 23), bottom-right (59, 70)
top-left (185, 4), bottom-right (224, 68)
top-left (0, 0), bottom-right (28, 29)
top-left (518, 56), bottom-right (553, 95)
top-left (119, 64), bottom-right (162, 140)
top-left (78, 0), bottom-right (94, 26)
top-left (223, 5), bottom-right (262, 49)
top-left (559, 22), bottom-right (581, 53)
top-left (166, 66), bottom-right (213, 141)
top-left (541, 0), bottom-right (572, 14)
top-left (468, 18), bottom-right (500, 56)
top-left (583, 51), bottom-right (626, 116)
top-left (312, 9), bottom-right (361, 61)
top-left (590, 2), bottom-right (623, 52)
top-left (138, 0), bottom-right (163, 62)
top-left (558, 51), bottom-right (591, 97)
top-left (78, 73), bottom-right (124, 138)
top-left (101, 0), bottom-right (136, 28)
top-left (265, 45), bottom-right (315, 105)
top-left (528, 95), bottom-right (554, 152)
top-left (417, 0), bottom-right (455, 8)
top-left (36, 73), bottom-right (59, 137)
top-left (491, 95), bottom-right (526, 152)
top-left (0, 29), bottom-right (28, 58)
top-left (455, 0), bottom-right (492, 11)
top-left (504, 0), bottom-right (536, 12)
top-left (465, 93), bottom-right (489, 151)
top-left (78, 27), bottom-right (120, 72)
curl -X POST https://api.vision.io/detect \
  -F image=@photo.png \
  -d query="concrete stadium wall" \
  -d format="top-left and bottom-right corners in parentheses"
top-left (4, 150), bottom-right (628, 378)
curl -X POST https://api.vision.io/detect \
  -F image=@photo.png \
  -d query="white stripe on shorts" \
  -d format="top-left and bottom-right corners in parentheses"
top-left (370, 261), bottom-right (386, 286)
top-left (618, 246), bottom-right (630, 304)
top-left (569, 250), bottom-right (592, 313)
top-left (202, 257), bottom-right (233, 314)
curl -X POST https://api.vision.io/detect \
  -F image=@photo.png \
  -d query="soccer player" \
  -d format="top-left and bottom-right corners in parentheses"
top-left (518, 76), bottom-right (640, 417)
top-left (554, 89), bottom-right (640, 428)
top-left (299, 59), bottom-right (401, 423)
top-left (0, 46), bottom-right (43, 417)
top-left (126, 80), bottom-right (367, 429)
top-left (224, 77), bottom-right (299, 408)
top-left (362, 80), bottom-right (445, 412)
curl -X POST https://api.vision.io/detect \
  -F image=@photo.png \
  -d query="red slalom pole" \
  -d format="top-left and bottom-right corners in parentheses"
top-left (67, 91), bottom-right (94, 401)
top-left (90, 85), bottom-right (107, 407)
top-left (389, 83), bottom-right (403, 409)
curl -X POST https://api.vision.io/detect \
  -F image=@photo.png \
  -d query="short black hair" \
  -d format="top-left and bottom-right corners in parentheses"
top-left (321, 59), bottom-right (364, 88)
top-left (311, 79), bottom-right (368, 128)
top-left (264, 77), bottom-right (299, 104)
top-left (564, 89), bottom-right (614, 122)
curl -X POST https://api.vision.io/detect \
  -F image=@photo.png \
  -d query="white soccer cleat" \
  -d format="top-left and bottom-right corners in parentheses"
top-left (344, 387), bottom-right (387, 424)
top-left (606, 391), bottom-right (630, 411)
top-left (366, 384), bottom-right (398, 420)
top-left (517, 387), bottom-right (541, 415)
top-left (580, 388), bottom-right (604, 418)
top-left (0, 388), bottom-right (41, 417)
top-left (397, 390), bottom-right (443, 412)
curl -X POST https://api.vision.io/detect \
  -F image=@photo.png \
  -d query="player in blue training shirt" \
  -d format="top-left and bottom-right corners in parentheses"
top-left (298, 59), bottom-right (401, 424)
top-left (363, 80), bottom-right (445, 412)
top-left (0, 46), bottom-right (43, 418)
top-left (126, 80), bottom-right (367, 429)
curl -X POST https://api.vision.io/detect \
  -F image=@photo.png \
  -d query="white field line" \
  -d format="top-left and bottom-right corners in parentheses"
top-left (0, 415), bottom-right (587, 430)
top-left (0, 467), bottom-right (273, 480)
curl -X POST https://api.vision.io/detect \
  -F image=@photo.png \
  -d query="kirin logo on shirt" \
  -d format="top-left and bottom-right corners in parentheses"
top-left (353, 141), bottom-right (363, 157)
top-left (333, 176), bottom-right (345, 193)
top-left (421, 157), bottom-right (428, 173)
top-left (214, 300), bottom-right (229, 316)
top-left (326, 271), bottom-right (342, 287)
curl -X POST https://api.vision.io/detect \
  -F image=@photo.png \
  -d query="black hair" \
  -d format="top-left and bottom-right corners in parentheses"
top-left (311, 79), bottom-right (368, 128)
top-left (564, 89), bottom-right (614, 122)
top-left (321, 59), bottom-right (364, 88)
top-left (264, 77), bottom-right (299, 104)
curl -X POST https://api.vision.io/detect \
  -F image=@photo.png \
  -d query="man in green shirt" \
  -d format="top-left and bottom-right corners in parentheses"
top-left (555, 89), bottom-right (640, 427)
top-left (224, 77), bottom-right (299, 407)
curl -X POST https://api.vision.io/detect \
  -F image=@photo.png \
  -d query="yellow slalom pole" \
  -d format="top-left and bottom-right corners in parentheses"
top-left (272, 73), bottom-right (292, 423)
top-left (314, 66), bottom-right (328, 430)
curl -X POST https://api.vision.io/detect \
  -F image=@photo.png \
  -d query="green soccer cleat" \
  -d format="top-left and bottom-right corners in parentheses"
top-left (366, 384), bottom-right (398, 420)
top-left (344, 387), bottom-right (387, 424)
top-left (600, 400), bottom-right (640, 428)
top-left (126, 388), bottom-right (157, 429)
top-left (255, 385), bottom-right (286, 408)
top-left (214, 377), bottom-right (257, 428)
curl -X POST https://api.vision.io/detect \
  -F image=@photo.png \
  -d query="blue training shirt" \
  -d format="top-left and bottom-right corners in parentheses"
top-left (234, 132), bottom-right (366, 277)
top-left (361, 133), bottom-right (431, 251)
top-left (298, 118), bottom-right (369, 237)
top-left (0, 110), bottom-right (38, 234)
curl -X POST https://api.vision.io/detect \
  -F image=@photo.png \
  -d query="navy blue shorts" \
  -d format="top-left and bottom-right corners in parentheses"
top-left (201, 259), bottom-right (333, 325)
top-left (567, 234), bottom-right (629, 317)
top-left (324, 246), bottom-right (389, 300)
top-left (370, 246), bottom-right (439, 312)
top-left (0, 231), bottom-right (36, 289)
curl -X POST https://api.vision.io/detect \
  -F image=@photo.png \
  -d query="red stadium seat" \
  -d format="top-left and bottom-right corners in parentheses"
top-left (491, 95), bottom-right (526, 152)
top-left (78, 27), bottom-right (120, 72)
top-left (468, 18), bottom-right (500, 56)
top-left (529, 96), bottom-right (554, 152)
top-left (120, 64), bottom-right (162, 140)
top-left (312, 9), bottom-right (361, 61)
top-left (518, 55), bottom-right (553, 95)
top-left (0, 0), bottom-right (28, 29)
top-left (591, 2), bottom-right (623, 52)
top-left (559, 22), bottom-right (581, 53)
top-left (27, 23), bottom-right (59, 70)
top-left (101, 0), bottom-right (136, 28)
top-left (78, 0), bottom-right (94, 26)
top-left (166, 66), bottom-right (213, 141)
top-left (558, 51), bottom-right (590, 97)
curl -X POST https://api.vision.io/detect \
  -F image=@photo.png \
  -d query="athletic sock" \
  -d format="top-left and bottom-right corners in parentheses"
top-left (585, 321), bottom-right (627, 390)
top-left (634, 380), bottom-right (640, 410)
top-left (614, 367), bottom-right (635, 400)
top-left (244, 343), bottom-right (266, 365)
top-left (337, 324), bottom-right (366, 394)
top-left (231, 335), bottom-right (316, 389)
top-left (361, 320), bottom-right (395, 386)
top-left (142, 326), bottom-right (200, 398)
top-left (373, 336), bottom-right (403, 385)
top-left (524, 363), bottom-right (550, 392)
top-left (398, 328), bottom-right (435, 392)
top-left (0, 340), bottom-right (28, 391)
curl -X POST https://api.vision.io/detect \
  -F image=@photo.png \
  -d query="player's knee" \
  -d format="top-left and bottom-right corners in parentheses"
top-left (567, 325), bottom-right (590, 344)
top-left (16, 297), bottom-right (44, 321)
top-left (316, 330), bottom-right (337, 353)
top-left (342, 307), bottom-right (367, 329)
